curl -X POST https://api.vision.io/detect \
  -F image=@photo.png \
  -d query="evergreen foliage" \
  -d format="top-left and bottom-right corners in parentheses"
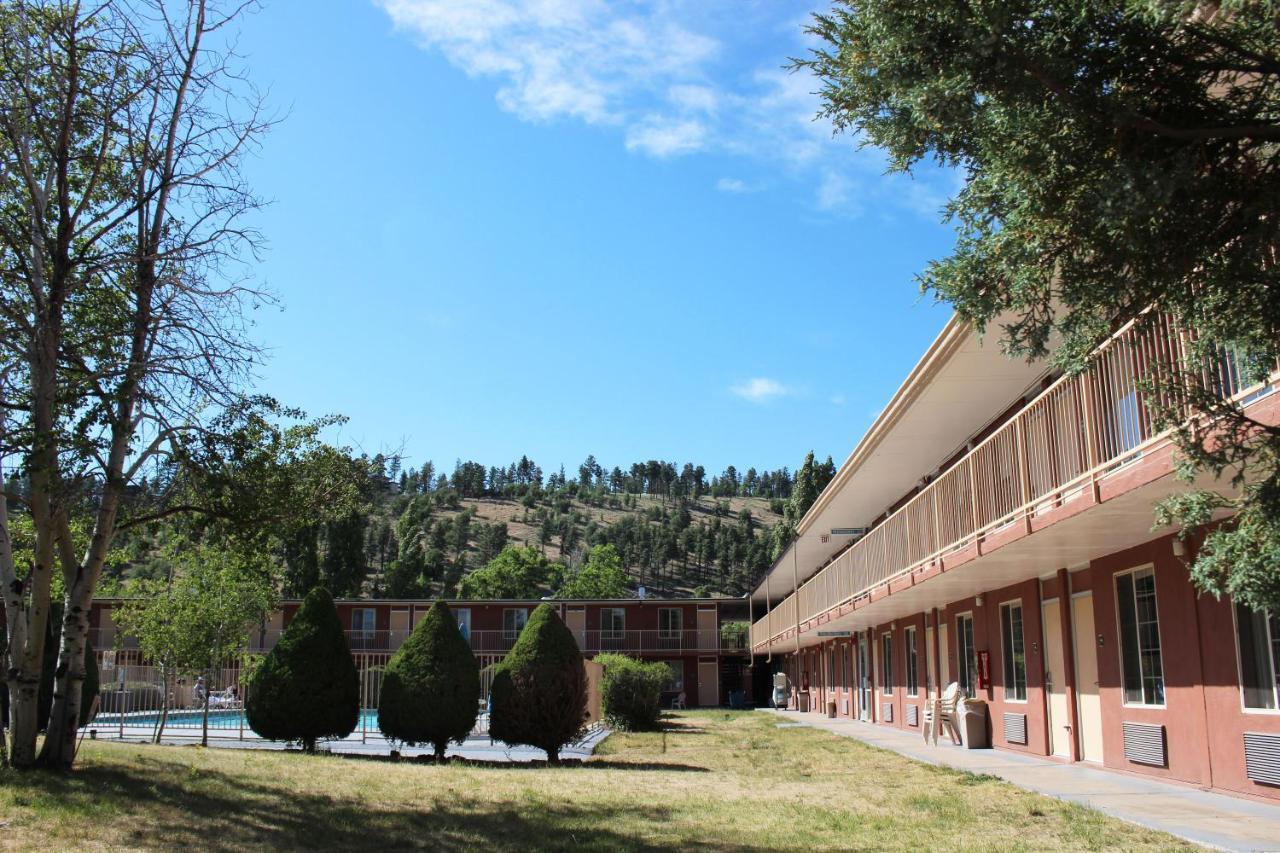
top-left (459, 546), bottom-right (561, 599)
top-left (489, 604), bottom-right (585, 763)
top-left (557, 545), bottom-right (629, 599)
top-left (246, 587), bottom-right (359, 752)
top-left (378, 600), bottom-right (479, 759)
top-left (595, 653), bottom-right (668, 731)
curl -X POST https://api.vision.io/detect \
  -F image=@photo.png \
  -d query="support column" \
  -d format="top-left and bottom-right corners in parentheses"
top-left (931, 608), bottom-right (942, 697)
top-left (1057, 568), bottom-right (1082, 763)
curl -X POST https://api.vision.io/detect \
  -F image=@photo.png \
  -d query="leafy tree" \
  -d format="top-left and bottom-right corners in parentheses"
top-left (378, 601), bottom-right (479, 759)
top-left (595, 653), bottom-right (669, 731)
top-left (459, 546), bottom-right (561, 599)
top-left (798, 1), bottom-right (1280, 609)
top-left (489, 604), bottom-right (585, 764)
top-left (0, 0), bottom-right (276, 769)
top-left (246, 588), bottom-right (359, 752)
top-left (557, 545), bottom-right (630, 599)
top-left (114, 544), bottom-right (276, 745)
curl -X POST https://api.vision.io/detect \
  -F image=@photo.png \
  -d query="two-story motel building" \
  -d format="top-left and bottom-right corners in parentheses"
top-left (90, 596), bottom-right (751, 708)
top-left (748, 314), bottom-right (1280, 802)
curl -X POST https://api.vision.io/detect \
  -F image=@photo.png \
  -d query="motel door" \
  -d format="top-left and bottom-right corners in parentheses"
top-left (1041, 598), bottom-right (1073, 758)
top-left (857, 632), bottom-right (872, 721)
top-left (1071, 593), bottom-right (1104, 762)
top-left (565, 607), bottom-right (587, 651)
top-left (697, 657), bottom-right (719, 707)
top-left (390, 608), bottom-right (410, 648)
top-left (697, 607), bottom-right (718, 651)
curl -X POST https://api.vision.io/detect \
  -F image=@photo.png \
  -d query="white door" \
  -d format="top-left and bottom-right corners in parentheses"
top-left (1041, 598), bottom-right (1072, 758)
top-left (697, 607), bottom-right (718, 651)
top-left (697, 657), bottom-right (718, 707)
top-left (939, 624), bottom-right (950, 687)
top-left (1072, 593), bottom-right (1104, 762)
top-left (858, 632), bottom-right (872, 720)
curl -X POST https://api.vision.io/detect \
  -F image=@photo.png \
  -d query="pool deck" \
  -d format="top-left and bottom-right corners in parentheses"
top-left (84, 724), bottom-right (611, 763)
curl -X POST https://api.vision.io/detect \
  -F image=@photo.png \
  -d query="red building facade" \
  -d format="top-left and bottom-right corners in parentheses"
top-left (751, 315), bottom-right (1280, 802)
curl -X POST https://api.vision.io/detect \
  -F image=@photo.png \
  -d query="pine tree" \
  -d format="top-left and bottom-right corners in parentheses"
top-left (378, 600), bottom-right (479, 760)
top-left (489, 604), bottom-right (585, 764)
top-left (246, 587), bottom-right (359, 752)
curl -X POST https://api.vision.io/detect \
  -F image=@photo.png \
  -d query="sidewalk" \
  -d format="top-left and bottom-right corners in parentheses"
top-left (762, 708), bottom-right (1280, 852)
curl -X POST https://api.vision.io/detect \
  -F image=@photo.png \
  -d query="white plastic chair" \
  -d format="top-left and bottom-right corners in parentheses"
top-left (671, 691), bottom-right (687, 710)
top-left (922, 682), bottom-right (962, 745)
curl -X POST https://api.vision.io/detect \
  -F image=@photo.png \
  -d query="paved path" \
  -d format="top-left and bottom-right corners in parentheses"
top-left (763, 709), bottom-right (1280, 852)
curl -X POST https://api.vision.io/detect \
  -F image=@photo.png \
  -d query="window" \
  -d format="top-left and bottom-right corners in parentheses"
top-left (1115, 567), bottom-right (1165, 705)
top-left (663, 660), bottom-right (684, 693)
top-left (602, 607), bottom-right (625, 639)
top-left (503, 608), bottom-right (528, 640)
top-left (881, 632), bottom-right (894, 696)
top-left (841, 644), bottom-right (850, 690)
top-left (452, 608), bottom-right (471, 641)
top-left (1236, 604), bottom-right (1280, 710)
top-left (351, 608), bottom-right (376, 640)
top-left (905, 626), bottom-right (919, 697)
top-left (658, 608), bottom-right (683, 639)
top-left (1001, 602), bottom-right (1027, 701)
top-left (957, 614), bottom-right (977, 698)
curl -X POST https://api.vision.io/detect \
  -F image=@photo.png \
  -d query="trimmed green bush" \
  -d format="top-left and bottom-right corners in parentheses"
top-left (378, 600), bottom-right (479, 759)
top-left (246, 587), bottom-right (359, 752)
top-left (489, 603), bottom-right (585, 764)
top-left (595, 653), bottom-right (668, 731)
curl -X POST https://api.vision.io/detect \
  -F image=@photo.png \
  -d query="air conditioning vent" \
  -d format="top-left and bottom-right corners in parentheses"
top-left (1003, 712), bottom-right (1027, 745)
top-left (881, 702), bottom-right (893, 722)
top-left (906, 704), bottom-right (919, 727)
top-left (842, 698), bottom-right (849, 716)
top-left (1122, 722), bottom-right (1166, 767)
top-left (1244, 733), bottom-right (1280, 787)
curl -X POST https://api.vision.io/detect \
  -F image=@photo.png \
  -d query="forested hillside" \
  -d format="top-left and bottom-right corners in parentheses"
top-left (106, 452), bottom-right (838, 600)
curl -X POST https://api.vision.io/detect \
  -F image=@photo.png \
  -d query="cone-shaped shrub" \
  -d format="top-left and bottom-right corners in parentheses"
top-left (489, 603), bottom-right (585, 764)
top-left (378, 600), bottom-right (479, 759)
top-left (246, 587), bottom-right (359, 752)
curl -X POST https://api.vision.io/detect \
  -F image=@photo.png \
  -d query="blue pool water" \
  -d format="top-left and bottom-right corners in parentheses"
top-left (93, 708), bottom-right (384, 733)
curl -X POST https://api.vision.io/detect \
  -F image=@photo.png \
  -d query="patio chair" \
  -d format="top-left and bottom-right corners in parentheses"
top-left (671, 691), bottom-right (687, 710)
top-left (922, 682), bottom-right (962, 746)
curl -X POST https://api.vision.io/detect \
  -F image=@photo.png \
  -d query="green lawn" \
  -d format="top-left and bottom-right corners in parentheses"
top-left (1, 711), bottom-right (1191, 851)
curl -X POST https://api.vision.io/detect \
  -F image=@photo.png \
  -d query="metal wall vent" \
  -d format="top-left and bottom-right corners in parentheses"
top-left (1244, 733), bottom-right (1280, 787)
top-left (906, 704), bottom-right (919, 727)
top-left (842, 698), bottom-right (850, 716)
top-left (1122, 722), bottom-right (1166, 767)
top-left (881, 702), bottom-right (894, 723)
top-left (1003, 712), bottom-right (1028, 745)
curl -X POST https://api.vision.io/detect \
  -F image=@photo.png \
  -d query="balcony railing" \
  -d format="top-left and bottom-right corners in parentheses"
top-left (751, 316), bottom-right (1278, 651)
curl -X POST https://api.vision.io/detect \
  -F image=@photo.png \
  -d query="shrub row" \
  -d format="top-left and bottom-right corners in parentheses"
top-left (244, 590), bottom-right (588, 763)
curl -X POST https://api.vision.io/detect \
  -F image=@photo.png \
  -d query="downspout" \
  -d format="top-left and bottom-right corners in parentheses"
top-left (1058, 568), bottom-right (1081, 763)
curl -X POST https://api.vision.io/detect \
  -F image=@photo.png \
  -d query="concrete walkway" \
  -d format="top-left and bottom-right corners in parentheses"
top-left (763, 709), bottom-right (1280, 852)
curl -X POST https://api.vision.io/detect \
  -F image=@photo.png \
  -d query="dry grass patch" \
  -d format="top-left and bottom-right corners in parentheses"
top-left (0, 712), bottom-right (1194, 851)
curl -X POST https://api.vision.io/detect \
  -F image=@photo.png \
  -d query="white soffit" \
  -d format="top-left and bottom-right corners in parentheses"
top-left (752, 317), bottom-right (1051, 606)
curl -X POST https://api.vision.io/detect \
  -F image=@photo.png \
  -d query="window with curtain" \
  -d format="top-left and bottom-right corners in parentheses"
top-left (1116, 568), bottom-right (1165, 705)
top-left (1001, 602), bottom-right (1027, 701)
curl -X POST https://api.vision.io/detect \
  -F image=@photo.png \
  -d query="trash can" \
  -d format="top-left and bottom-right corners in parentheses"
top-left (958, 699), bottom-right (989, 749)
top-left (798, 690), bottom-right (810, 713)
top-left (827, 699), bottom-right (837, 718)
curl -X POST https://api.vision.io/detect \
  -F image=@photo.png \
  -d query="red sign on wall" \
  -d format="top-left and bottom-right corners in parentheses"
top-left (976, 650), bottom-right (991, 690)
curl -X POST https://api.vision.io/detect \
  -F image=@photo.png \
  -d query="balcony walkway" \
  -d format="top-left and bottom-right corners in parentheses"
top-left (761, 708), bottom-right (1280, 851)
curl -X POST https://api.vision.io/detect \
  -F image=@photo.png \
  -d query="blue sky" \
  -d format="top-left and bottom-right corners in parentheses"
top-left (235, 1), bottom-right (959, 477)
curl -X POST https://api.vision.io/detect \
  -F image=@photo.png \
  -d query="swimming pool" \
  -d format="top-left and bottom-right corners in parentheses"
top-left (92, 708), bottom-right (386, 733)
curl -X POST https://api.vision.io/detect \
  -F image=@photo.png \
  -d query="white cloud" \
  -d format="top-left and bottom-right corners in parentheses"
top-left (378, 0), bottom-right (958, 215)
top-left (731, 377), bottom-right (791, 404)
top-left (716, 177), bottom-right (750, 193)
top-left (625, 116), bottom-right (707, 157)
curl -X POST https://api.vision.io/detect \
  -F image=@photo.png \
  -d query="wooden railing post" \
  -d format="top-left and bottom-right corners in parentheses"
top-left (1015, 414), bottom-right (1033, 533)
